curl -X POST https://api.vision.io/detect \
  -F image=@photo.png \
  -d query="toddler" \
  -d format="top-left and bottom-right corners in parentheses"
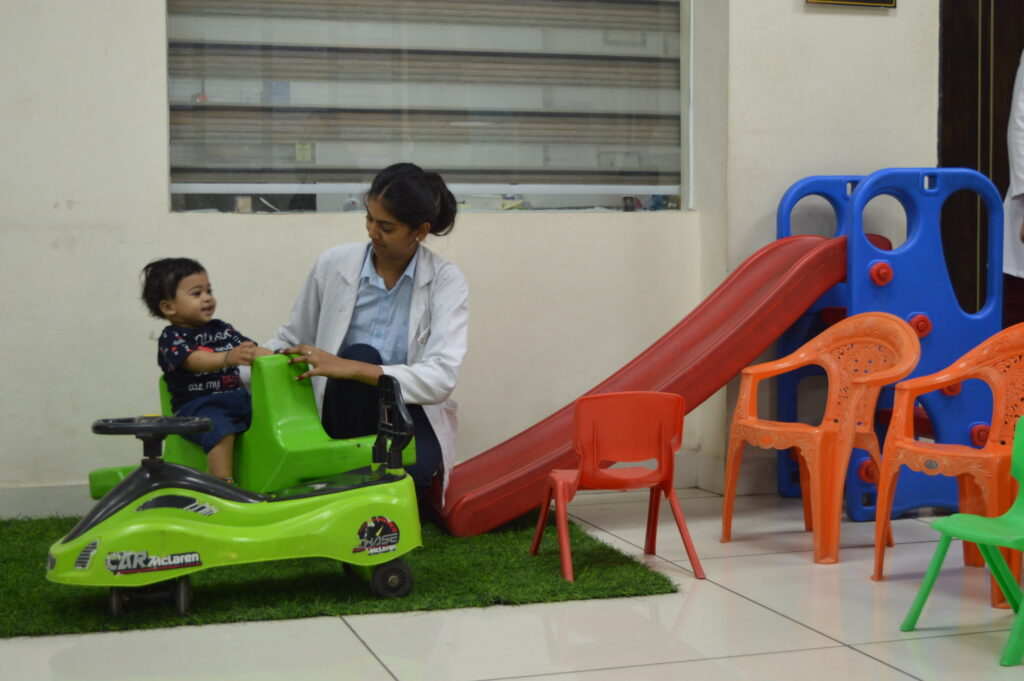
top-left (141, 258), bottom-right (270, 482)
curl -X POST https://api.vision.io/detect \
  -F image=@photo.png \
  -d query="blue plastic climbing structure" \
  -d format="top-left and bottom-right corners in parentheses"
top-left (775, 167), bottom-right (1004, 521)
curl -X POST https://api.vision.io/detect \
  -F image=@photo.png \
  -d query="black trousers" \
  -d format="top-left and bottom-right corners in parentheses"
top-left (1005, 273), bottom-right (1024, 329)
top-left (320, 343), bottom-right (442, 492)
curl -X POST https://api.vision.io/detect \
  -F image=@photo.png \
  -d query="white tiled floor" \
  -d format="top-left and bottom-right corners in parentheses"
top-left (3, 489), bottom-right (1021, 680)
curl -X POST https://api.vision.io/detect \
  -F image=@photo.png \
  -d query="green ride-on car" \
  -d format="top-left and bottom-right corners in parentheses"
top-left (46, 360), bottom-right (422, 616)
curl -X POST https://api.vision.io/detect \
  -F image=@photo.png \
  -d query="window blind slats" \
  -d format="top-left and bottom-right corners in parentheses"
top-left (170, 109), bottom-right (679, 145)
top-left (169, 45), bottom-right (679, 89)
top-left (168, 0), bottom-right (684, 209)
top-left (168, 0), bottom-right (679, 33)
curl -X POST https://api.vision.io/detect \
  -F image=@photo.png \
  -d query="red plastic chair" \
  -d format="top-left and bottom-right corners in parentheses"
top-left (872, 323), bottom-right (1024, 606)
top-left (721, 312), bottom-right (920, 564)
top-left (529, 391), bottom-right (705, 583)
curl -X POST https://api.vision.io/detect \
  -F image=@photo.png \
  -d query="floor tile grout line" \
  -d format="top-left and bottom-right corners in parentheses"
top-left (341, 616), bottom-right (401, 681)
top-left (694, 538), bottom-right (944, 563)
top-left (853, 623), bottom-right (1016, 644)
top-left (572, 514), bottom-right (947, 653)
top-left (575, 513), bottom-right (1014, 675)
top-left (571, 515), bottom-right (943, 564)
top-left (421, 498), bottom-right (974, 681)
top-left (843, 646), bottom-right (926, 681)
top-left (568, 514), bottom-right (697, 578)
top-left (470, 644), bottom-right (899, 681)
top-left (451, 644), bottom-right (882, 681)
top-left (667, 556), bottom-right (850, 646)
top-left (570, 514), bottom-right (852, 647)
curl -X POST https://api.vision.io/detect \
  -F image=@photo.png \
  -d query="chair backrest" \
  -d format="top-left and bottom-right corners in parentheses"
top-left (158, 377), bottom-right (210, 471)
top-left (1002, 417), bottom-right (1024, 526)
top-left (573, 391), bottom-right (684, 489)
top-left (796, 312), bottom-right (920, 428)
top-left (945, 322), bottom-right (1024, 450)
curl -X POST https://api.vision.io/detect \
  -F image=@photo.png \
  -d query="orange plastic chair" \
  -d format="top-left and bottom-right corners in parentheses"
top-left (529, 391), bottom-right (705, 583)
top-left (872, 323), bottom-right (1024, 606)
top-left (721, 312), bottom-right (920, 564)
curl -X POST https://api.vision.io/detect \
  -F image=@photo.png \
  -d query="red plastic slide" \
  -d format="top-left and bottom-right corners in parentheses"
top-left (434, 235), bottom-right (848, 536)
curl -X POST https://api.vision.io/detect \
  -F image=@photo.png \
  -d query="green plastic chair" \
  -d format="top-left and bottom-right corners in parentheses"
top-left (901, 417), bottom-right (1024, 666)
top-left (158, 380), bottom-right (212, 472)
top-left (88, 354), bottom-right (414, 497)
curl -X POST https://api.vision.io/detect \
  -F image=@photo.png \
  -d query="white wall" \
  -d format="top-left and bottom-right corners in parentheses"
top-left (0, 0), bottom-right (941, 515)
top-left (689, 0), bottom-right (731, 490)
top-left (725, 0), bottom-right (939, 268)
top-left (0, 2), bottom-right (702, 516)
top-left (706, 0), bottom-right (940, 493)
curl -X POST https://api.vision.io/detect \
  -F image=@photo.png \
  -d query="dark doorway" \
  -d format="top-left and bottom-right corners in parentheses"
top-left (939, 0), bottom-right (1024, 313)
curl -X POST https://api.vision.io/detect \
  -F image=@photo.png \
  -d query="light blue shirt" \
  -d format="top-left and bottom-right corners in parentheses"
top-left (340, 244), bottom-right (418, 365)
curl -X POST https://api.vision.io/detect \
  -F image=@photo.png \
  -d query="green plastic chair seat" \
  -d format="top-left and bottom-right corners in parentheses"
top-left (901, 416), bottom-right (1024, 666)
top-left (932, 514), bottom-right (1024, 552)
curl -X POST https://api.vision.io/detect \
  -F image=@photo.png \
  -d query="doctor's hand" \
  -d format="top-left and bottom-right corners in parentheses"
top-left (282, 344), bottom-right (383, 385)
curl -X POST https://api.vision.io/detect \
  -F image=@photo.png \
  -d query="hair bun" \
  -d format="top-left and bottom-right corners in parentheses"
top-left (366, 163), bottom-right (457, 237)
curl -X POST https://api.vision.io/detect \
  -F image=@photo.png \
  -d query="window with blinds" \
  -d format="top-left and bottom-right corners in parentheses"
top-left (168, 0), bottom-right (686, 212)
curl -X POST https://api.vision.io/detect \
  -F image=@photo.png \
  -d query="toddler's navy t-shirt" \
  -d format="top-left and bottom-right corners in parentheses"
top-left (157, 319), bottom-right (251, 411)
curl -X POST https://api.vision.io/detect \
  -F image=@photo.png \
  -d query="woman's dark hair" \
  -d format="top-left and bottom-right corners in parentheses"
top-left (365, 163), bottom-right (457, 236)
top-left (141, 257), bottom-right (205, 319)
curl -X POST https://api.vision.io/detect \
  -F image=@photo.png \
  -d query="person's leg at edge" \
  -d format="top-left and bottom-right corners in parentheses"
top-left (321, 344), bottom-right (381, 439)
top-left (1004, 274), bottom-right (1024, 328)
top-left (321, 343), bottom-right (442, 496)
top-left (406, 405), bottom-right (442, 494)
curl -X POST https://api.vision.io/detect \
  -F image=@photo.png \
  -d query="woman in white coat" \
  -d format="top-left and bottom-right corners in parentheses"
top-left (266, 163), bottom-right (469, 497)
top-left (1005, 48), bottom-right (1024, 327)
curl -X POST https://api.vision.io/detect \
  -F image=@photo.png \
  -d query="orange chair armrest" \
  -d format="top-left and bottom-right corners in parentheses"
top-left (735, 356), bottom-right (815, 421)
top-left (742, 354), bottom-right (817, 381)
top-left (892, 368), bottom-right (968, 398)
top-left (886, 368), bottom-right (963, 441)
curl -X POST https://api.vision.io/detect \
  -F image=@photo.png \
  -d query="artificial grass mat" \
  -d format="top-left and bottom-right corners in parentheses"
top-left (1, 513), bottom-right (676, 638)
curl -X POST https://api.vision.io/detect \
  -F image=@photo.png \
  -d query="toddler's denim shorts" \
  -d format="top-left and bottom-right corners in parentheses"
top-left (175, 389), bottom-right (252, 453)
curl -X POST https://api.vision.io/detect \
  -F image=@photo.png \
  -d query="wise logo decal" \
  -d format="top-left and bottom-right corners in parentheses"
top-left (352, 516), bottom-right (400, 555)
top-left (105, 550), bottom-right (202, 575)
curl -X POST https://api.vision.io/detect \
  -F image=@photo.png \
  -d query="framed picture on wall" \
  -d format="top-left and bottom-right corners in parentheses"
top-left (807, 0), bottom-right (896, 7)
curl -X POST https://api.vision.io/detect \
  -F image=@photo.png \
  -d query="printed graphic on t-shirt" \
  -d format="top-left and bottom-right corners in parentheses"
top-left (158, 320), bottom-right (251, 411)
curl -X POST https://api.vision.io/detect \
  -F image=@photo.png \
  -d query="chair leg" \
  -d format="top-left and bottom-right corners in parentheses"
top-left (721, 434), bottom-right (746, 543)
top-left (989, 471), bottom-right (1022, 609)
top-left (1000, 601), bottom-right (1024, 666)
top-left (860, 437), bottom-right (893, 547)
top-left (958, 475), bottom-right (985, 567)
top-left (665, 486), bottom-right (705, 579)
top-left (978, 543), bottom-right (1023, 613)
top-left (645, 487), bottom-right (662, 554)
top-left (901, 534), bottom-right (953, 632)
top-left (797, 453), bottom-right (812, 531)
top-left (530, 486), bottom-right (554, 556)
top-left (1011, 550), bottom-right (1024, 599)
top-left (808, 451), bottom-right (845, 564)
top-left (553, 481), bottom-right (574, 583)
top-left (872, 461), bottom-right (900, 581)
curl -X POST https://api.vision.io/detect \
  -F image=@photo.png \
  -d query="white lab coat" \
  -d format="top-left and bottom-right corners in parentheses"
top-left (265, 242), bottom-right (469, 495)
top-left (1005, 49), bottom-right (1024, 279)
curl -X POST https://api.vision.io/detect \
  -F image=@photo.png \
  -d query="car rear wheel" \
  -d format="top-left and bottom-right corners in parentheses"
top-left (369, 559), bottom-right (413, 598)
top-left (174, 576), bottom-right (192, 615)
top-left (108, 587), bottom-right (127, 617)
